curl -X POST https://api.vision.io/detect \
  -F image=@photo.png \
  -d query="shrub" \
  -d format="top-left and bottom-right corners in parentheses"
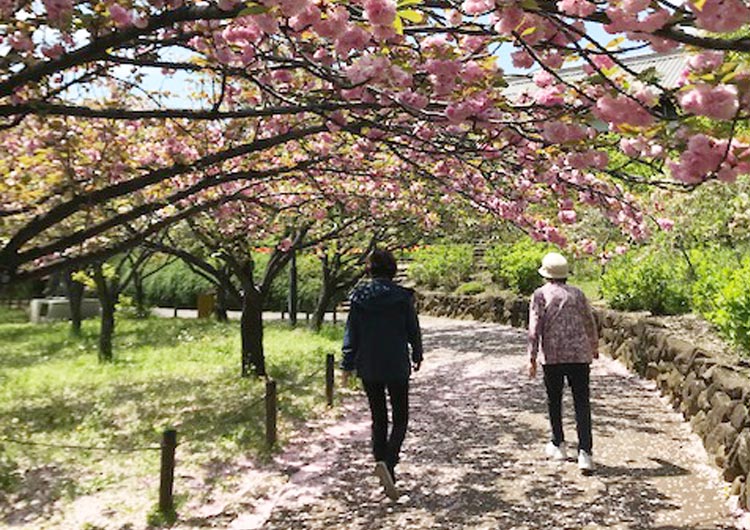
top-left (709, 257), bottom-right (750, 352)
top-left (454, 281), bottom-right (485, 296)
top-left (688, 247), bottom-right (736, 318)
top-left (485, 239), bottom-right (551, 295)
top-left (264, 253), bottom-right (326, 312)
top-left (407, 245), bottom-right (474, 290)
top-left (140, 260), bottom-right (214, 308)
top-left (601, 250), bottom-right (690, 315)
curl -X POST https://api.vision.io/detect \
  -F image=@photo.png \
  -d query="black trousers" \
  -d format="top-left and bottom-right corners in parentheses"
top-left (362, 379), bottom-right (409, 472)
top-left (542, 363), bottom-right (592, 454)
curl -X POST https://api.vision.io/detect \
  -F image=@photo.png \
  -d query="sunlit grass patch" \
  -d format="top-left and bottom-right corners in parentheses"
top-left (0, 312), bottom-right (342, 527)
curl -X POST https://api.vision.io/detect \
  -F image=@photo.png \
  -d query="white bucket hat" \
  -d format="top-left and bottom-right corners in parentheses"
top-left (539, 252), bottom-right (569, 279)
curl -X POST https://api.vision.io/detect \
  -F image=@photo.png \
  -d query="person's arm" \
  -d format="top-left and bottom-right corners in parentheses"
top-left (582, 294), bottom-right (599, 359)
top-left (527, 290), bottom-right (544, 376)
top-left (406, 295), bottom-right (423, 371)
top-left (341, 304), bottom-right (358, 382)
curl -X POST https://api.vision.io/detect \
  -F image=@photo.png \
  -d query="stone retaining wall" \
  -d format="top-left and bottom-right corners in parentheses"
top-left (417, 290), bottom-right (750, 507)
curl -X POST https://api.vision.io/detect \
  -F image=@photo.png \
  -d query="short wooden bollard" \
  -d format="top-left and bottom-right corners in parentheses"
top-left (325, 353), bottom-right (335, 407)
top-left (159, 429), bottom-right (177, 515)
top-left (265, 379), bottom-right (277, 448)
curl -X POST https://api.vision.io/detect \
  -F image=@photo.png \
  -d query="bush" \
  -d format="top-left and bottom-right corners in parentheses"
top-left (407, 245), bottom-right (474, 290)
top-left (485, 239), bottom-right (551, 295)
top-left (708, 257), bottom-right (750, 352)
top-left (688, 247), bottom-right (736, 318)
top-left (264, 253), bottom-right (327, 312)
top-left (454, 281), bottom-right (485, 296)
top-left (601, 250), bottom-right (691, 315)
top-left (140, 260), bottom-right (214, 308)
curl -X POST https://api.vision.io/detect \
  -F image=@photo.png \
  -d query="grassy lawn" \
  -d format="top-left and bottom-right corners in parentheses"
top-left (0, 307), bottom-right (343, 527)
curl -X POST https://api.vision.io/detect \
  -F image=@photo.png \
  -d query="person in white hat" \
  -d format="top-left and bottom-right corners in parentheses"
top-left (528, 252), bottom-right (599, 471)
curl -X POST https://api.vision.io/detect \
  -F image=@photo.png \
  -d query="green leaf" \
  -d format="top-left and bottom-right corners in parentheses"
top-left (693, 0), bottom-right (707, 11)
top-left (520, 26), bottom-right (537, 37)
top-left (398, 9), bottom-right (424, 23)
top-left (606, 36), bottom-right (625, 49)
top-left (239, 3), bottom-right (269, 16)
top-left (520, 0), bottom-right (540, 9)
top-left (397, 0), bottom-right (423, 7)
top-left (393, 14), bottom-right (404, 34)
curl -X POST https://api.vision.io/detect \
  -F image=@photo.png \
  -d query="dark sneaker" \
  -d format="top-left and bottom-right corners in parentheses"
top-left (374, 461), bottom-right (399, 500)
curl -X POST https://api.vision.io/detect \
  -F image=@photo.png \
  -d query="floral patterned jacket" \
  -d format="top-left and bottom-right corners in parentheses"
top-left (527, 282), bottom-right (598, 365)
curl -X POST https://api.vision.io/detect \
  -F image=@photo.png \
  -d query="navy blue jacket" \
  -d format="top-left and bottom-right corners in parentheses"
top-left (341, 278), bottom-right (423, 382)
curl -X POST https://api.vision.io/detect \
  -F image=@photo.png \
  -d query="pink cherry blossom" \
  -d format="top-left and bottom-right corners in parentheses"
top-left (581, 239), bottom-right (597, 254)
top-left (110, 4), bottom-right (134, 28)
top-left (558, 210), bottom-right (577, 224)
top-left (594, 95), bottom-right (654, 128)
top-left (313, 6), bottom-right (349, 39)
top-left (668, 134), bottom-right (727, 183)
top-left (557, 0), bottom-right (596, 17)
top-left (687, 51), bottom-right (724, 73)
top-left (462, 0), bottom-right (494, 15)
top-left (335, 26), bottom-right (371, 56)
top-left (689, 0), bottom-right (750, 32)
top-left (678, 83), bottom-right (739, 121)
top-left (494, 8), bottom-right (525, 35)
top-left (290, 4), bottom-right (321, 31)
top-left (277, 238), bottom-right (293, 252)
top-left (345, 54), bottom-right (390, 84)
top-left (656, 217), bottom-right (674, 231)
top-left (364, 0), bottom-right (396, 26)
top-left (44, 0), bottom-right (73, 24)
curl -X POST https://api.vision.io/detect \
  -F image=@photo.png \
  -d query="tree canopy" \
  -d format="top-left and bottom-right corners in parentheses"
top-left (1, 0), bottom-right (749, 283)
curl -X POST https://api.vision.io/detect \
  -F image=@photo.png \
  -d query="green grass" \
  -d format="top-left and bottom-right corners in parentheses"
top-left (0, 308), bottom-right (343, 525)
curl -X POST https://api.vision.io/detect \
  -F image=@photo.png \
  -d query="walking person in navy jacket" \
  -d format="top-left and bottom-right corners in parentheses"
top-left (341, 249), bottom-right (423, 500)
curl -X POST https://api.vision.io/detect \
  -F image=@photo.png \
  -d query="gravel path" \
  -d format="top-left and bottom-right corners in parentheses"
top-left (241, 316), bottom-right (741, 530)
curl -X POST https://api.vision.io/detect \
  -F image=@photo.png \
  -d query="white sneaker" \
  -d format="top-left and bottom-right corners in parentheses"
top-left (545, 441), bottom-right (567, 461)
top-left (578, 450), bottom-right (594, 471)
top-left (374, 461), bottom-right (399, 500)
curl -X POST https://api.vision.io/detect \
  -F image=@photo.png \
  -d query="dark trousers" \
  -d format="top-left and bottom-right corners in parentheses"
top-left (362, 379), bottom-right (409, 472)
top-left (543, 363), bottom-right (592, 454)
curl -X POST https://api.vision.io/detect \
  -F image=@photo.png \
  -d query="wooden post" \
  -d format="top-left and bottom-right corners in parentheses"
top-left (288, 249), bottom-right (298, 327)
top-left (159, 429), bottom-right (177, 516)
top-left (265, 379), bottom-right (277, 449)
top-left (326, 353), bottom-right (335, 407)
top-left (332, 308), bottom-right (337, 324)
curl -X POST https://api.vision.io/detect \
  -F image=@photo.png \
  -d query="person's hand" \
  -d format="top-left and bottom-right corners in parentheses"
top-left (341, 370), bottom-right (351, 387)
top-left (529, 360), bottom-right (538, 378)
top-left (413, 362), bottom-right (421, 372)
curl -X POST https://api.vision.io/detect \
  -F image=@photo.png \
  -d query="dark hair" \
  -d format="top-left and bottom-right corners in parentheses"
top-left (366, 249), bottom-right (397, 279)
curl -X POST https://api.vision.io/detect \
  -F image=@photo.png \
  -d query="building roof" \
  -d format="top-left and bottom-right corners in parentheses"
top-left (503, 51), bottom-right (688, 101)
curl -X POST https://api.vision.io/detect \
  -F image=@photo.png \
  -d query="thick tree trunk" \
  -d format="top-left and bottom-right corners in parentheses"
top-left (311, 280), bottom-right (335, 332)
top-left (93, 266), bottom-right (118, 362)
top-left (215, 282), bottom-right (229, 323)
top-left (132, 271), bottom-right (147, 318)
top-left (99, 298), bottom-right (116, 362)
top-left (241, 285), bottom-right (265, 377)
top-left (63, 271), bottom-right (84, 336)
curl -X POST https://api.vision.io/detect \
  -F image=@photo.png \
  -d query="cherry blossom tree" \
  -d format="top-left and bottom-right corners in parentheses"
top-left (2, 0), bottom-right (750, 288)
